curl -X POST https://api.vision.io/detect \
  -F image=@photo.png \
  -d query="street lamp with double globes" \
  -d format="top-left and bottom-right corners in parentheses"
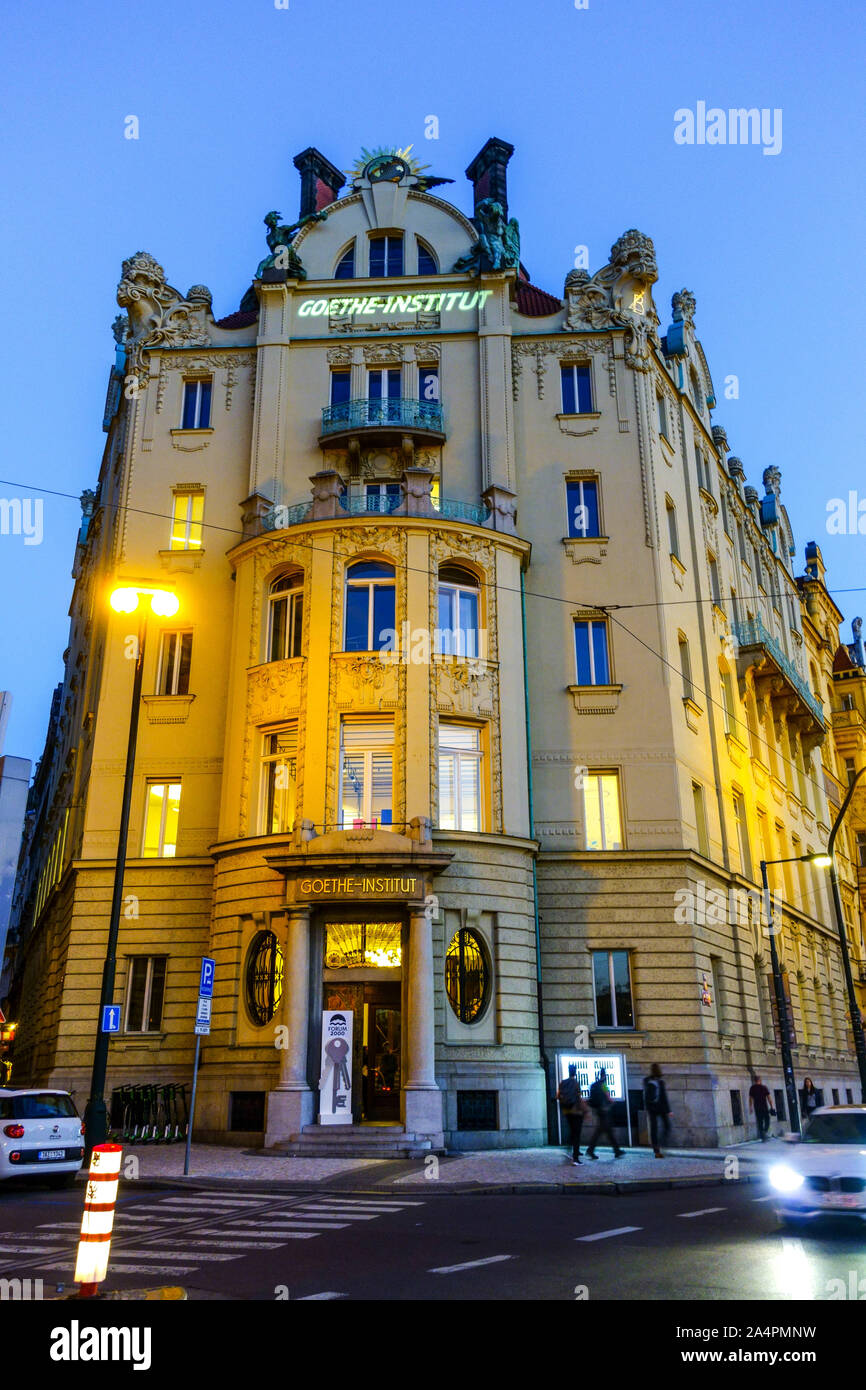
top-left (82, 584), bottom-right (180, 1153)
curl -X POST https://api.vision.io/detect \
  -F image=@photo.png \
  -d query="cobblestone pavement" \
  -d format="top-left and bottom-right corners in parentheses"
top-left (109, 1139), bottom-right (786, 1190)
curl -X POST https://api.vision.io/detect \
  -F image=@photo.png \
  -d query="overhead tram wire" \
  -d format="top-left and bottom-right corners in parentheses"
top-left (3, 475), bottom-right (861, 809)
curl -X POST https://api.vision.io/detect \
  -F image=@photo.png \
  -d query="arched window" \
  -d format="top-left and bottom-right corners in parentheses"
top-left (436, 565), bottom-right (480, 658)
top-left (268, 573), bottom-right (303, 661)
top-left (417, 239), bottom-right (438, 275)
top-left (335, 243), bottom-right (355, 279)
top-left (445, 928), bottom-right (490, 1023)
top-left (245, 930), bottom-right (284, 1026)
top-left (344, 560), bottom-right (396, 652)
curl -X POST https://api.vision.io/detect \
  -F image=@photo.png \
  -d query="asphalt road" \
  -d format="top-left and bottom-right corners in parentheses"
top-left (1, 1177), bottom-right (865, 1301)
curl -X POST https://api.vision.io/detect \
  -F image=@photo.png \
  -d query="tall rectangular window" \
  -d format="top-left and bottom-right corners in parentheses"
top-left (733, 791), bottom-right (752, 878)
top-left (419, 366), bottom-right (439, 402)
top-left (657, 394), bottom-right (668, 439)
top-left (170, 490), bottom-right (204, 551)
top-left (692, 781), bottom-right (709, 858)
top-left (583, 772), bottom-right (623, 851)
top-left (339, 720), bottom-right (394, 828)
top-left (678, 635), bottom-right (693, 702)
top-left (268, 575), bottom-right (303, 660)
top-left (369, 234), bottom-right (403, 277)
top-left (261, 725), bottom-right (298, 834)
top-left (708, 554), bottom-right (722, 606)
top-left (592, 950), bottom-right (634, 1029)
top-left (561, 363), bottom-right (593, 414)
top-left (330, 370), bottom-right (351, 405)
top-left (438, 723), bottom-right (482, 831)
top-left (565, 479), bottom-right (600, 538)
top-left (156, 631), bottom-right (192, 696)
top-left (666, 500), bottom-right (680, 560)
top-left (721, 671), bottom-right (744, 742)
top-left (125, 957), bottom-right (167, 1034)
top-left (720, 492), bottom-right (730, 537)
top-left (574, 619), bottom-right (610, 685)
top-left (181, 378), bottom-right (212, 429)
top-left (142, 781), bottom-right (181, 857)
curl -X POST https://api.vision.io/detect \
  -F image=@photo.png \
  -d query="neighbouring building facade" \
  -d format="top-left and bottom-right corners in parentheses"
top-left (7, 139), bottom-right (864, 1149)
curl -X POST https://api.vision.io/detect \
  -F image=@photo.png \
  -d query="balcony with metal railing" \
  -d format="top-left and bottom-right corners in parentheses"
top-left (260, 490), bottom-right (491, 533)
top-left (732, 617), bottom-right (826, 737)
top-left (319, 397), bottom-right (445, 448)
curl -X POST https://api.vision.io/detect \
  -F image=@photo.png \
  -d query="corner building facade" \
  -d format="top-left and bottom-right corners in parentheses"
top-left (8, 139), bottom-right (864, 1149)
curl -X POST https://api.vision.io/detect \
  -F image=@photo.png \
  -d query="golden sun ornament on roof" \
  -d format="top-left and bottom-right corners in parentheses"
top-left (347, 145), bottom-right (433, 186)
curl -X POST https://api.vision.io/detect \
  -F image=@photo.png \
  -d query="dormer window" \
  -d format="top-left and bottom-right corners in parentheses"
top-left (417, 240), bottom-right (438, 275)
top-left (335, 243), bottom-right (355, 279)
top-left (369, 235), bottom-right (403, 277)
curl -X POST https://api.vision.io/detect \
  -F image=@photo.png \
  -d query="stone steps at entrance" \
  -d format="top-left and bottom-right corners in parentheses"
top-left (270, 1124), bottom-right (437, 1158)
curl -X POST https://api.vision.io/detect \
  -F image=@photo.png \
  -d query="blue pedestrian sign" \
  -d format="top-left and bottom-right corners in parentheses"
top-left (199, 957), bottom-right (216, 999)
top-left (101, 1004), bottom-right (121, 1033)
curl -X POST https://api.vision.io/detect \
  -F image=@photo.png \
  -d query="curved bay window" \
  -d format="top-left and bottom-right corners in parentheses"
top-left (344, 560), bottom-right (395, 652)
top-left (245, 930), bottom-right (284, 1025)
top-left (268, 573), bottom-right (303, 661)
top-left (445, 928), bottom-right (490, 1023)
top-left (436, 565), bottom-right (480, 658)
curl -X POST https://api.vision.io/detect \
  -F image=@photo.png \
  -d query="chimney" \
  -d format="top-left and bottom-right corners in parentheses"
top-left (293, 147), bottom-right (345, 220)
top-left (465, 137), bottom-right (515, 219)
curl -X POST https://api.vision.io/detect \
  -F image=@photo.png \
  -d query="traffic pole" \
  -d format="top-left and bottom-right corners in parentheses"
top-left (183, 1035), bottom-right (201, 1177)
top-left (74, 1142), bottom-right (123, 1297)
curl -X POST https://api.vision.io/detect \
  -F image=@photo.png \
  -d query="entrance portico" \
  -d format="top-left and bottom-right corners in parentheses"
top-left (263, 821), bottom-right (451, 1149)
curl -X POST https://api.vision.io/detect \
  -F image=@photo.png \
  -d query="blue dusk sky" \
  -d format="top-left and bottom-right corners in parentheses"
top-left (0, 0), bottom-right (864, 765)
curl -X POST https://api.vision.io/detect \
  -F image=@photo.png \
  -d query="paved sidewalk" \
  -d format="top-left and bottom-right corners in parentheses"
top-left (103, 1138), bottom-right (786, 1195)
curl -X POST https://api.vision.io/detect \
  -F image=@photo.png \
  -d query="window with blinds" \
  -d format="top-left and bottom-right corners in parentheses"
top-left (261, 724), bottom-right (298, 834)
top-left (340, 719), bottom-right (394, 828)
top-left (438, 724), bottom-right (482, 831)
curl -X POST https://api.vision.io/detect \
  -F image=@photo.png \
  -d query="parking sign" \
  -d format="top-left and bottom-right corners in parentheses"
top-left (199, 957), bottom-right (216, 999)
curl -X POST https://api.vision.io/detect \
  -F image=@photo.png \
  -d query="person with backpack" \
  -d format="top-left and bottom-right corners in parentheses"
top-left (585, 1068), bottom-right (625, 1159)
top-left (556, 1064), bottom-right (589, 1164)
top-left (643, 1062), bottom-right (673, 1157)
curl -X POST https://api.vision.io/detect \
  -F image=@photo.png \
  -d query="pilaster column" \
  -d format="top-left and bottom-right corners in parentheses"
top-left (403, 906), bottom-right (444, 1144)
top-left (265, 906), bottom-right (314, 1144)
top-left (280, 907), bottom-right (311, 1087)
top-left (405, 907), bottom-right (437, 1088)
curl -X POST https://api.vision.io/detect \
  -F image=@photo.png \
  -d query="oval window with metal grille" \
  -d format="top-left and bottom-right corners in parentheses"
top-left (245, 930), bottom-right (284, 1026)
top-left (445, 928), bottom-right (490, 1023)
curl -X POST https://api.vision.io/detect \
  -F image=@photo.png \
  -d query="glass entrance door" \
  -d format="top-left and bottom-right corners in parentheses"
top-left (363, 983), bottom-right (401, 1121)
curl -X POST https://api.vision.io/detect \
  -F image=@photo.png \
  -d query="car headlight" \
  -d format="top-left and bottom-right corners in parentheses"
top-left (769, 1163), bottom-right (805, 1194)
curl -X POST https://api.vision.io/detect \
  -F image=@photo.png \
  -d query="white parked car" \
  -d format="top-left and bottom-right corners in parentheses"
top-left (0, 1088), bottom-right (85, 1187)
top-left (770, 1105), bottom-right (866, 1226)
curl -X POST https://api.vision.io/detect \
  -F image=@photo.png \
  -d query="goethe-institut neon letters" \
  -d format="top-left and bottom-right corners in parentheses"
top-left (298, 289), bottom-right (495, 318)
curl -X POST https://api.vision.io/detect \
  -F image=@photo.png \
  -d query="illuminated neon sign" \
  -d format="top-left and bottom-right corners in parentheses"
top-left (298, 289), bottom-right (494, 318)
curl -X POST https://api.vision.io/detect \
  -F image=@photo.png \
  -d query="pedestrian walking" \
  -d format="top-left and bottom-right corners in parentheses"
top-left (643, 1062), bottom-right (673, 1158)
top-left (801, 1077), bottom-right (819, 1123)
top-left (556, 1064), bottom-right (589, 1165)
top-left (585, 1068), bottom-right (625, 1159)
top-left (748, 1073), bottom-right (775, 1141)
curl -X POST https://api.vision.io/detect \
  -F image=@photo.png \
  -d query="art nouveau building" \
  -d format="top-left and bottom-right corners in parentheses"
top-left (8, 139), bottom-right (864, 1149)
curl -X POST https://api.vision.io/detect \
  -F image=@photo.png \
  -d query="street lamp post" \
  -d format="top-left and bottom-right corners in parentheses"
top-left (83, 586), bottom-right (179, 1153)
top-left (825, 764), bottom-right (866, 1100)
top-left (759, 857), bottom-right (802, 1135)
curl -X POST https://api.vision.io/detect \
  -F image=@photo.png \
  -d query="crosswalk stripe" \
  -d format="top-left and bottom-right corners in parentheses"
top-left (298, 1291), bottom-right (347, 1300)
top-left (677, 1207), bottom-right (726, 1218)
top-left (290, 1209), bottom-right (379, 1221)
top-left (0, 1251), bottom-right (64, 1262)
top-left (41, 1262), bottom-right (198, 1276)
top-left (430, 1255), bottom-right (515, 1274)
top-left (224, 1220), bottom-right (351, 1230)
top-left (147, 1239), bottom-right (285, 1250)
top-left (575, 1226), bottom-right (643, 1242)
top-left (94, 1248), bottom-right (240, 1262)
top-left (302, 1199), bottom-right (423, 1209)
top-left (147, 1197), bottom-right (272, 1208)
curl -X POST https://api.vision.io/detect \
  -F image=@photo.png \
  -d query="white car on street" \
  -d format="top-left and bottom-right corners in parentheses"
top-left (0, 1088), bottom-right (85, 1188)
top-left (770, 1105), bottom-right (866, 1226)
